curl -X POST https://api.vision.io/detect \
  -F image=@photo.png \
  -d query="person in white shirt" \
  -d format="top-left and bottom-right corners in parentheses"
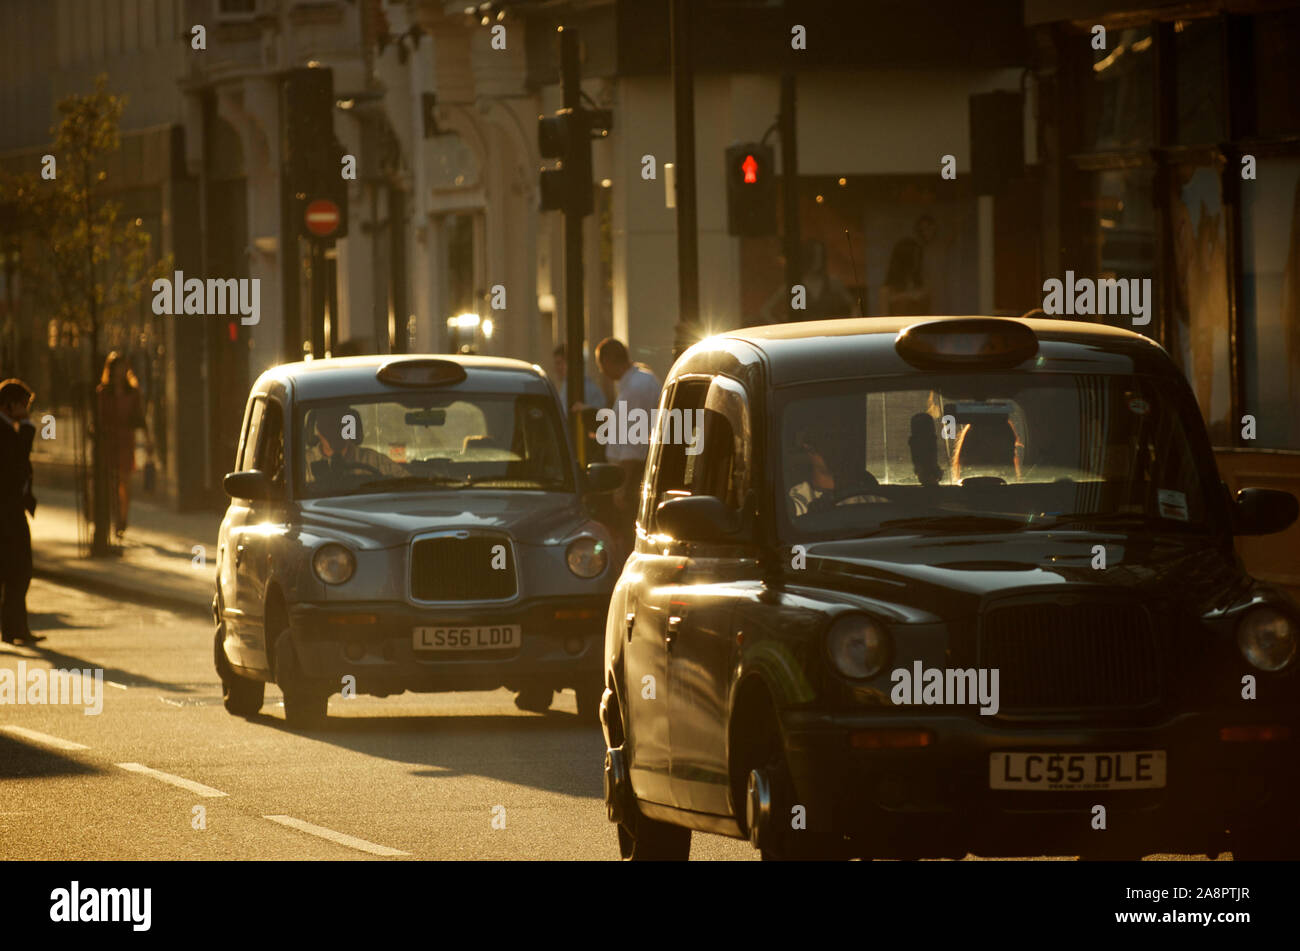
top-left (591, 337), bottom-right (662, 545)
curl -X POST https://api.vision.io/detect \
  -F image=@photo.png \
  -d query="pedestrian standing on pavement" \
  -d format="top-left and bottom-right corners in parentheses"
top-left (0, 378), bottom-right (44, 645)
top-left (590, 338), bottom-right (661, 550)
top-left (96, 352), bottom-right (154, 540)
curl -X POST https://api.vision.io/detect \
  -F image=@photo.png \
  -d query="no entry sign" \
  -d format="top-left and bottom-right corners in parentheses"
top-left (304, 199), bottom-right (340, 237)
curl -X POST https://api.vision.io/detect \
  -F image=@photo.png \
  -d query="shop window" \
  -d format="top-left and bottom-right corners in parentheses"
top-left (1083, 25), bottom-right (1154, 151)
top-left (1173, 18), bottom-right (1224, 146)
top-left (1241, 158), bottom-right (1300, 450)
top-left (1168, 165), bottom-right (1232, 443)
top-left (1253, 8), bottom-right (1300, 138)
top-left (1076, 167), bottom-right (1156, 329)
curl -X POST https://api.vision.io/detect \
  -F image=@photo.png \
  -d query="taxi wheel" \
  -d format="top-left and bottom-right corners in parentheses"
top-left (746, 739), bottom-right (833, 860)
top-left (274, 628), bottom-right (330, 728)
top-left (514, 687), bottom-right (554, 713)
top-left (214, 628), bottom-right (264, 717)
top-left (617, 812), bottom-right (691, 861)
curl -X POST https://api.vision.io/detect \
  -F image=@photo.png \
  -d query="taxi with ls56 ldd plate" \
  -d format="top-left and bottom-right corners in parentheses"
top-left (599, 316), bottom-right (1300, 860)
top-left (213, 355), bottom-right (623, 727)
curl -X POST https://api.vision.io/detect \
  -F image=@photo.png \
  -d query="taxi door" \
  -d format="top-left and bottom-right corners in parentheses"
top-left (663, 376), bottom-right (755, 816)
top-left (623, 379), bottom-right (706, 807)
top-left (226, 396), bottom-right (287, 672)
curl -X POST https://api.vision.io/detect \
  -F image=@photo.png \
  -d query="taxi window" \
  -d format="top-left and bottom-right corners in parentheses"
top-left (778, 372), bottom-right (1212, 541)
top-left (254, 399), bottom-right (285, 487)
top-left (238, 398), bottom-right (266, 473)
top-left (296, 392), bottom-right (572, 498)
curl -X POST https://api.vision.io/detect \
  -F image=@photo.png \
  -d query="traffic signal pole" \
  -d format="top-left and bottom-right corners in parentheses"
top-left (670, 0), bottom-right (700, 359)
top-left (780, 72), bottom-right (801, 321)
top-left (559, 29), bottom-right (586, 465)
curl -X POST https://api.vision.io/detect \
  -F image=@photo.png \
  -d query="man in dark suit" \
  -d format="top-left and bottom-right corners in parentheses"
top-left (0, 379), bottom-right (43, 645)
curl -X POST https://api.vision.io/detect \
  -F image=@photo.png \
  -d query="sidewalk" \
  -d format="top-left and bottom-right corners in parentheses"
top-left (30, 487), bottom-right (221, 617)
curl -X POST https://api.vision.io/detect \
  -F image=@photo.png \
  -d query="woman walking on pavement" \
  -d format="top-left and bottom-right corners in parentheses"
top-left (96, 351), bottom-right (153, 540)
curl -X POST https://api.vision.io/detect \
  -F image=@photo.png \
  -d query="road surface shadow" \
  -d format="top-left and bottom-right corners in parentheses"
top-left (243, 708), bottom-right (605, 799)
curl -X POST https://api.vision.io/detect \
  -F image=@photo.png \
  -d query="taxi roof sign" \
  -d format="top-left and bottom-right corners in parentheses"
top-left (376, 358), bottom-right (468, 387)
top-left (895, 318), bottom-right (1038, 369)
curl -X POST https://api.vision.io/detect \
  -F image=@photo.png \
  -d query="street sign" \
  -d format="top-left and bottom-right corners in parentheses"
top-left (304, 199), bottom-right (340, 237)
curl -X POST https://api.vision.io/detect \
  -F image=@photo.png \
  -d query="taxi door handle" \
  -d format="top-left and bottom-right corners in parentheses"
top-left (666, 615), bottom-right (683, 652)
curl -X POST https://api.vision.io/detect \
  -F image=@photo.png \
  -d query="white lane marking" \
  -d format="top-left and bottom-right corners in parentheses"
top-left (2, 725), bottom-right (90, 751)
top-left (116, 762), bottom-right (228, 798)
top-left (262, 815), bottom-right (410, 857)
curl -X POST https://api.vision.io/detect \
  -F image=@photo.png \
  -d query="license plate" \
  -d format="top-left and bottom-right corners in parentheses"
top-left (989, 750), bottom-right (1166, 791)
top-left (413, 625), bottom-right (520, 651)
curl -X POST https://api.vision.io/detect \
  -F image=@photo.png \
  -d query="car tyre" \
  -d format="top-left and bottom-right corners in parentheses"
top-left (214, 626), bottom-right (264, 717)
top-left (514, 687), bottom-right (553, 713)
top-left (617, 811), bottom-right (692, 861)
top-left (742, 711), bottom-right (836, 861)
top-left (274, 628), bottom-right (330, 728)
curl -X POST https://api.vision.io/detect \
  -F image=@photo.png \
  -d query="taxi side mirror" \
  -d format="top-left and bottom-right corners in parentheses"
top-left (224, 470), bottom-right (271, 501)
top-left (584, 463), bottom-right (624, 494)
top-left (1232, 488), bottom-right (1299, 536)
top-left (656, 495), bottom-right (740, 542)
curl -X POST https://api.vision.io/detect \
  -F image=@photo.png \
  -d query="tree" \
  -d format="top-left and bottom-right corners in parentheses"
top-left (3, 74), bottom-right (171, 555)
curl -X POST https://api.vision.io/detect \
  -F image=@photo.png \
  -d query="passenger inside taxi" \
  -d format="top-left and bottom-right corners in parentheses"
top-left (304, 406), bottom-right (406, 486)
top-left (951, 415), bottom-right (1022, 483)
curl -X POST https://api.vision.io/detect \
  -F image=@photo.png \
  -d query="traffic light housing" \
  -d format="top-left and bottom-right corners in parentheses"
top-left (283, 66), bottom-right (349, 241)
top-left (538, 107), bottom-right (603, 218)
top-left (725, 142), bottom-right (777, 237)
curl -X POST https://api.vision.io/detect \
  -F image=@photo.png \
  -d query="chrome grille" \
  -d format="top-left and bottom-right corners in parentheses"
top-left (978, 600), bottom-right (1161, 711)
top-left (410, 535), bottom-right (517, 602)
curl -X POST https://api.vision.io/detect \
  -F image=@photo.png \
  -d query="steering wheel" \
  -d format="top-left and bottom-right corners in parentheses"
top-left (807, 472), bottom-right (883, 513)
top-left (339, 461), bottom-right (383, 476)
top-left (830, 471), bottom-right (883, 503)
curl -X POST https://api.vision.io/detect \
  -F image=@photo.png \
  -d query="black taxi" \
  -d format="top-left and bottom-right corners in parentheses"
top-left (598, 316), bottom-right (1300, 860)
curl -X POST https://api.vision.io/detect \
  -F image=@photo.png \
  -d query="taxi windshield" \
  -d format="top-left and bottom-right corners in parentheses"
top-left (296, 392), bottom-right (572, 499)
top-left (778, 372), bottom-right (1215, 541)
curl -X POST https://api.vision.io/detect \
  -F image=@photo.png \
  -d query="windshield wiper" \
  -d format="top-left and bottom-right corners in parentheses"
top-left (343, 476), bottom-right (468, 494)
top-left (1040, 512), bottom-right (1169, 530)
top-left (459, 476), bottom-right (568, 489)
top-left (855, 514), bottom-right (1029, 537)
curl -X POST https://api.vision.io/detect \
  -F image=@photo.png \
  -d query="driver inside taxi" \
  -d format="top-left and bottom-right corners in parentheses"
top-left (304, 406), bottom-right (406, 484)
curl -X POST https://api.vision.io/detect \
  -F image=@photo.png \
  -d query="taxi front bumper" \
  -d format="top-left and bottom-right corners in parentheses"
top-left (781, 707), bottom-right (1300, 857)
top-left (287, 596), bottom-right (606, 695)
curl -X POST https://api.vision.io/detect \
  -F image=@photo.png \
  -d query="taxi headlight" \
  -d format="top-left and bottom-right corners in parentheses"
top-left (1237, 607), bottom-right (1297, 672)
top-left (826, 614), bottom-right (890, 680)
top-left (312, 544), bottom-right (355, 585)
top-left (566, 536), bottom-right (608, 579)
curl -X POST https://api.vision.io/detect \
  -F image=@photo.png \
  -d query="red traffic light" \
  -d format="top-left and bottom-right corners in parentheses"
top-left (742, 154), bottom-right (758, 183)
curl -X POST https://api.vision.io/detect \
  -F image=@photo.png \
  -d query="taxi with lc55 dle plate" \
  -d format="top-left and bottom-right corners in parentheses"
top-left (599, 316), bottom-right (1300, 860)
top-left (213, 355), bottom-right (623, 727)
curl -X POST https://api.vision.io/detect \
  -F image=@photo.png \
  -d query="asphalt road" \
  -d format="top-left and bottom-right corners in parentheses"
top-left (1, 578), bottom-right (756, 860)
top-left (1, 579), bottom-right (1225, 861)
